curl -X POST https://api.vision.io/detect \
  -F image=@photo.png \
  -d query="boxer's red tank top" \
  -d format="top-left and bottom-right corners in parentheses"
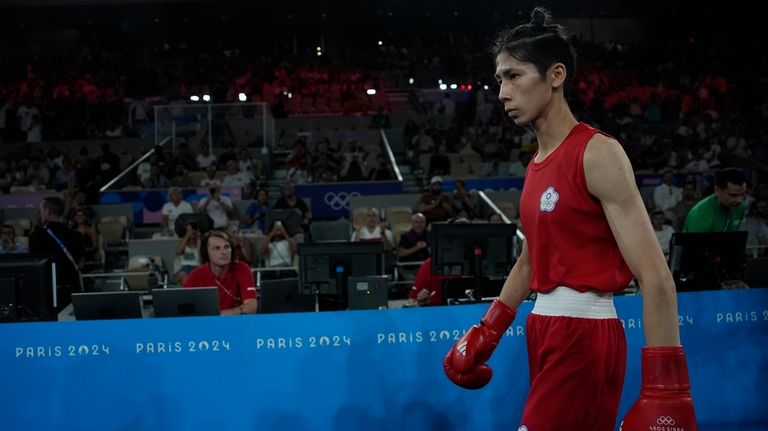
top-left (519, 122), bottom-right (633, 293)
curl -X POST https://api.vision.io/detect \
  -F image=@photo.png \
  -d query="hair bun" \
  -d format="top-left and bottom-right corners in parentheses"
top-left (530, 7), bottom-right (551, 28)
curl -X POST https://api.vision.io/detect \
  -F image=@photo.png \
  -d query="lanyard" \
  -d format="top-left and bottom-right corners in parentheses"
top-left (44, 226), bottom-right (79, 269)
top-left (211, 266), bottom-right (241, 304)
top-left (43, 225), bottom-right (84, 290)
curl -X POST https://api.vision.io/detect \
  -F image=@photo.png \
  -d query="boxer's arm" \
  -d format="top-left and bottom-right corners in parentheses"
top-left (585, 134), bottom-right (681, 346)
top-left (497, 238), bottom-right (531, 310)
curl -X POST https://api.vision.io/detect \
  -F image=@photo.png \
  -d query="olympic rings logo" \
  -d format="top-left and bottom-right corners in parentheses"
top-left (656, 416), bottom-right (676, 426)
top-left (324, 191), bottom-right (361, 210)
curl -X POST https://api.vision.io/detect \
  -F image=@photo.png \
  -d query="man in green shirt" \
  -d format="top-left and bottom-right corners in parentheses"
top-left (683, 168), bottom-right (747, 232)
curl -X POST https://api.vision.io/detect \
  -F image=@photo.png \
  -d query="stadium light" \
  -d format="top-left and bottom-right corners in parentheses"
top-left (238, 93), bottom-right (247, 102)
top-left (408, 77), bottom-right (414, 85)
top-left (366, 89), bottom-right (377, 95)
top-left (378, 41), bottom-right (383, 46)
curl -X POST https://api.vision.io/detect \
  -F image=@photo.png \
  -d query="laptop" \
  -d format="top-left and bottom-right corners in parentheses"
top-left (72, 291), bottom-right (144, 320)
top-left (151, 287), bottom-right (220, 317)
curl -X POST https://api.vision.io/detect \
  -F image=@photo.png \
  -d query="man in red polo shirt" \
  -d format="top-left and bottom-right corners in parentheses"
top-left (183, 230), bottom-right (257, 315)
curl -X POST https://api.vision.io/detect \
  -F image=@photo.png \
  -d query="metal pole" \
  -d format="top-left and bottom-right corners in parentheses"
top-left (154, 105), bottom-right (159, 147)
top-left (100, 137), bottom-right (171, 193)
top-left (379, 129), bottom-right (403, 182)
top-left (207, 104), bottom-right (213, 155)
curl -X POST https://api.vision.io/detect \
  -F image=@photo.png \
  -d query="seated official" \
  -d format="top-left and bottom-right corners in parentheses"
top-left (183, 230), bottom-right (257, 315)
top-left (30, 196), bottom-right (85, 310)
top-left (406, 257), bottom-right (455, 306)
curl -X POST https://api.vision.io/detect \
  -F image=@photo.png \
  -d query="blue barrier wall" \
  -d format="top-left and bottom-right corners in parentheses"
top-left (1, 289), bottom-right (767, 431)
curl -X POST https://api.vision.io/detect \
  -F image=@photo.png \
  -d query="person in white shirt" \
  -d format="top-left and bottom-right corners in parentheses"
top-left (161, 187), bottom-right (194, 234)
top-left (198, 185), bottom-right (233, 229)
top-left (351, 207), bottom-right (395, 251)
top-left (651, 210), bottom-right (675, 258)
top-left (17, 100), bottom-right (40, 134)
top-left (259, 220), bottom-right (297, 274)
top-left (653, 168), bottom-right (682, 221)
top-left (196, 142), bottom-right (216, 169)
top-left (221, 160), bottom-right (252, 188)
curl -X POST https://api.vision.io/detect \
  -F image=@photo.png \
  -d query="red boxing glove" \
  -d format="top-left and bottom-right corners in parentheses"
top-left (443, 299), bottom-right (517, 390)
top-left (620, 346), bottom-right (698, 431)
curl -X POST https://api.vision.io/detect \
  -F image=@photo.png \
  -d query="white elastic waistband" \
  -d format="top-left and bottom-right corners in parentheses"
top-left (531, 286), bottom-right (617, 319)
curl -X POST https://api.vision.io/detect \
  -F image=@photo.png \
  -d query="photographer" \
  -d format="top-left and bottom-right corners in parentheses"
top-left (259, 220), bottom-right (297, 279)
top-left (174, 221), bottom-right (201, 285)
top-left (340, 143), bottom-right (368, 182)
top-left (198, 185), bottom-right (233, 229)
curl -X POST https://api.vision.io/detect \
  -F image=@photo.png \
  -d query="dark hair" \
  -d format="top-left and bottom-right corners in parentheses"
top-left (42, 196), bottom-right (65, 217)
top-left (1, 224), bottom-right (15, 237)
top-left (487, 212), bottom-right (502, 222)
top-left (200, 230), bottom-right (235, 264)
top-left (490, 7), bottom-right (576, 92)
top-left (714, 168), bottom-right (746, 189)
top-left (750, 197), bottom-right (768, 214)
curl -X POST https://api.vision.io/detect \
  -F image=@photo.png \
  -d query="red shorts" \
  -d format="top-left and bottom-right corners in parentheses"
top-left (520, 287), bottom-right (626, 431)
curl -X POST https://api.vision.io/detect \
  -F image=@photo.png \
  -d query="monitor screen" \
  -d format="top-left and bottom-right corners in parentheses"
top-left (431, 223), bottom-right (517, 278)
top-left (298, 242), bottom-right (384, 309)
top-left (258, 278), bottom-right (315, 314)
top-left (0, 254), bottom-right (57, 322)
top-left (669, 231), bottom-right (748, 291)
top-left (72, 291), bottom-right (144, 320)
top-left (152, 287), bottom-right (220, 317)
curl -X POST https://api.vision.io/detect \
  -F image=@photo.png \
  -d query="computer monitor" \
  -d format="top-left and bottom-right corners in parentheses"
top-left (72, 291), bottom-right (144, 320)
top-left (151, 287), bottom-right (220, 317)
top-left (668, 231), bottom-right (748, 291)
top-left (298, 241), bottom-right (384, 310)
top-left (347, 275), bottom-right (389, 310)
top-left (431, 223), bottom-right (517, 278)
top-left (258, 278), bottom-right (315, 314)
top-left (0, 254), bottom-right (57, 322)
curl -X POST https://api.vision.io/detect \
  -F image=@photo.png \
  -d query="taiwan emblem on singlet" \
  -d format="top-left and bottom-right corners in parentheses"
top-left (539, 186), bottom-right (559, 212)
